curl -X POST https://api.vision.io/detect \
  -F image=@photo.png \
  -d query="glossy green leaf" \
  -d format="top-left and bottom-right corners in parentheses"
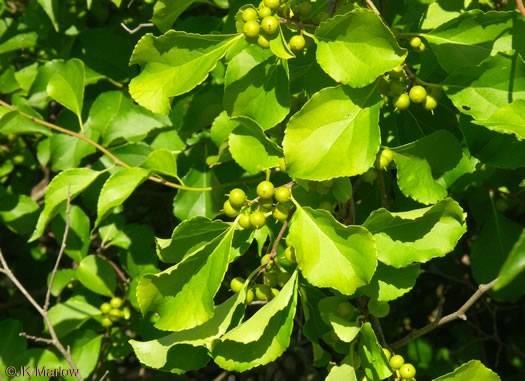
top-left (319, 296), bottom-right (362, 343)
top-left (288, 206), bottom-right (377, 295)
top-left (494, 229), bottom-right (525, 290)
top-left (423, 10), bottom-right (524, 73)
top-left (363, 199), bottom-right (467, 268)
top-left (472, 99), bottom-right (525, 140)
top-left (359, 263), bottom-right (420, 302)
top-left (37, 0), bottom-right (59, 31)
top-left (433, 359), bottom-right (501, 381)
top-left (444, 52), bottom-right (525, 121)
top-left (66, 329), bottom-right (103, 379)
top-left (228, 118), bottom-right (282, 174)
top-left (141, 149), bottom-right (178, 178)
top-left (0, 186), bottom-right (39, 235)
top-left (224, 45), bottom-right (290, 130)
top-left (211, 271), bottom-right (298, 371)
top-left (137, 228), bottom-right (234, 331)
top-left (30, 168), bottom-right (103, 242)
top-left (359, 323), bottom-right (392, 380)
top-left (95, 167), bottom-right (151, 228)
top-left (131, 292), bottom-right (245, 372)
top-left (48, 296), bottom-right (101, 337)
top-left (269, 27), bottom-right (295, 60)
top-left (391, 130), bottom-right (463, 204)
top-left (0, 320), bottom-right (27, 374)
top-left (172, 167), bottom-right (222, 221)
top-left (315, 9), bottom-right (406, 87)
top-left (86, 91), bottom-right (171, 146)
top-left (210, 110), bottom-right (241, 146)
top-left (283, 84), bottom-right (381, 181)
top-left (48, 130), bottom-right (97, 172)
top-left (14, 62), bottom-right (39, 92)
top-left (76, 255), bottom-right (117, 297)
top-left (156, 216), bottom-right (229, 263)
top-left (421, 0), bottom-right (476, 30)
top-left (47, 58), bottom-right (85, 121)
top-left (326, 354), bottom-right (358, 381)
top-left (152, 0), bottom-right (212, 32)
top-left (51, 205), bottom-right (91, 262)
top-left (0, 33), bottom-right (38, 55)
top-left (47, 269), bottom-right (76, 297)
top-left (0, 109), bottom-right (51, 136)
top-left (129, 31), bottom-right (242, 114)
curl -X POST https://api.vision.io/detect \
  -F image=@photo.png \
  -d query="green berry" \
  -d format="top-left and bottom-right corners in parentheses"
top-left (13, 155), bottom-right (24, 165)
top-left (239, 213), bottom-right (252, 229)
top-left (409, 37), bottom-right (421, 49)
top-left (100, 302), bottom-right (112, 314)
top-left (317, 11), bottom-right (330, 23)
top-left (375, 149), bottom-right (393, 170)
top-left (389, 80), bottom-right (405, 95)
top-left (229, 188), bottom-right (247, 208)
top-left (243, 20), bottom-right (260, 38)
top-left (390, 354), bottom-right (405, 369)
top-left (394, 93), bottom-right (410, 110)
top-left (389, 65), bottom-right (404, 79)
top-left (246, 288), bottom-right (255, 304)
top-left (414, 41), bottom-right (426, 53)
top-left (255, 284), bottom-right (272, 300)
top-left (110, 297), bottom-right (123, 308)
top-left (361, 168), bottom-right (378, 183)
top-left (101, 317), bottom-right (113, 328)
top-left (382, 347), bottom-right (391, 361)
top-left (260, 197), bottom-right (274, 212)
top-left (230, 277), bottom-right (245, 293)
top-left (399, 363), bottom-right (416, 379)
top-left (258, 6), bottom-right (272, 18)
top-left (261, 16), bottom-right (279, 35)
top-left (271, 287), bottom-right (279, 298)
top-left (423, 95), bottom-right (438, 111)
top-left (223, 200), bottom-right (240, 218)
top-left (109, 308), bottom-right (122, 322)
top-left (242, 7), bottom-right (258, 22)
top-left (409, 85), bottom-right (427, 103)
top-left (273, 204), bottom-right (289, 221)
top-left (260, 253), bottom-right (274, 270)
top-left (257, 180), bottom-right (275, 199)
top-left (264, 0), bottom-right (280, 10)
top-left (122, 307), bottom-right (131, 320)
top-left (258, 34), bottom-right (270, 48)
top-left (336, 301), bottom-right (354, 319)
top-left (297, 2), bottom-right (313, 18)
top-left (284, 246), bottom-right (296, 263)
top-left (274, 187), bottom-right (291, 203)
top-left (250, 210), bottom-right (266, 229)
top-left (289, 35), bottom-right (305, 52)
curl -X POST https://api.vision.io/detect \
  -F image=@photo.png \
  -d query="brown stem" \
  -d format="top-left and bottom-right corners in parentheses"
top-left (377, 170), bottom-right (390, 209)
top-left (392, 278), bottom-right (499, 350)
top-left (96, 253), bottom-right (128, 284)
top-left (517, 0), bottom-right (525, 18)
top-left (19, 332), bottom-right (54, 345)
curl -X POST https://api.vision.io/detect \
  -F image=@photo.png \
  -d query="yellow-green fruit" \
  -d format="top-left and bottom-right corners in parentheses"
top-left (289, 35), bottom-right (305, 52)
top-left (260, 253), bottom-right (274, 270)
top-left (258, 34), bottom-right (270, 48)
top-left (273, 204), bottom-right (289, 221)
top-left (414, 41), bottom-right (426, 52)
top-left (255, 284), bottom-right (272, 300)
top-left (242, 7), bottom-right (258, 22)
top-left (361, 168), bottom-right (378, 183)
top-left (223, 200), bottom-right (240, 217)
top-left (274, 187), bottom-right (291, 203)
top-left (109, 308), bottom-right (122, 322)
top-left (259, 6), bottom-right (272, 18)
top-left (399, 363), bottom-right (416, 379)
top-left (122, 307), bottom-right (131, 320)
top-left (243, 20), bottom-right (260, 38)
top-left (261, 16), bottom-right (279, 35)
top-left (375, 148), bottom-right (393, 170)
top-left (424, 95), bottom-right (438, 111)
top-left (100, 302), bottom-right (112, 314)
top-left (101, 317), bottom-right (113, 328)
top-left (110, 297), bottom-right (123, 308)
top-left (228, 188), bottom-right (247, 208)
top-left (409, 37), bottom-right (421, 49)
top-left (246, 288), bottom-right (255, 304)
top-left (239, 213), bottom-right (252, 229)
top-left (409, 85), bottom-right (427, 104)
top-left (390, 354), bottom-right (405, 369)
top-left (257, 180), bottom-right (275, 199)
top-left (230, 277), bottom-right (245, 293)
top-left (13, 155), bottom-right (24, 165)
top-left (394, 93), bottom-right (410, 110)
top-left (264, 0), bottom-right (280, 10)
top-left (389, 65), bottom-right (404, 79)
top-left (250, 210), bottom-right (266, 229)
top-left (284, 246), bottom-right (296, 263)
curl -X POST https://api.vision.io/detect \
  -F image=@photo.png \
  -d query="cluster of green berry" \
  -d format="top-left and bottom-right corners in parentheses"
top-left (361, 148), bottom-right (394, 183)
top-left (383, 349), bottom-right (417, 380)
top-left (240, 0), bottom-right (307, 52)
top-left (223, 180), bottom-right (293, 229)
top-left (409, 36), bottom-right (425, 53)
top-left (99, 297), bottom-right (130, 328)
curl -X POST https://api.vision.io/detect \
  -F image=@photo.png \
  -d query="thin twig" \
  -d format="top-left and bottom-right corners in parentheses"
top-left (97, 253), bottom-right (128, 283)
top-left (99, 370), bottom-right (110, 381)
top-left (121, 22), bottom-right (154, 34)
top-left (44, 185), bottom-right (71, 311)
top-left (517, 0), bottom-right (525, 18)
top-left (365, 0), bottom-right (386, 23)
top-left (392, 278), bottom-right (499, 350)
top-left (19, 332), bottom-right (54, 345)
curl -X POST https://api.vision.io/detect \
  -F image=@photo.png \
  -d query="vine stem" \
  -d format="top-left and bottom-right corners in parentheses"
top-left (391, 278), bottom-right (499, 350)
top-left (0, 99), bottom-right (211, 192)
top-left (518, 0), bottom-right (525, 18)
top-left (0, 190), bottom-right (82, 380)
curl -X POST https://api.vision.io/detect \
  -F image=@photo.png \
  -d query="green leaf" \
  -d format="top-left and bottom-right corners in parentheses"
top-left (30, 168), bottom-right (103, 242)
top-left (129, 31), bottom-right (242, 114)
top-left (444, 52), bottom-right (525, 121)
top-left (358, 323), bottom-right (393, 380)
top-left (421, 0), bottom-right (475, 30)
top-left (211, 110), bottom-right (241, 146)
top-left (359, 263), bottom-right (420, 301)
top-left (137, 227), bottom-right (234, 331)
top-left (141, 149), bottom-right (178, 178)
top-left (152, 0), bottom-right (212, 32)
top-left (0, 186), bottom-right (39, 235)
top-left (283, 84), bottom-right (381, 181)
top-left (156, 216), bottom-right (229, 263)
top-left (37, 0), bottom-right (59, 31)
top-left (315, 9), bottom-right (406, 87)
top-left (112, 224), bottom-right (158, 278)
top-left (0, 109), bottom-right (51, 136)
top-left (319, 296), bottom-right (362, 343)
top-left (288, 206), bottom-right (377, 295)
top-left (269, 27), bottom-right (295, 60)
top-left (433, 359), bottom-right (501, 381)
top-left (423, 10), bottom-right (524, 73)
top-left (65, 330), bottom-right (103, 379)
top-left (95, 167), bottom-right (151, 228)
top-left (391, 130), bottom-right (463, 204)
top-left (0, 320), bottom-right (27, 373)
top-left (0, 32), bottom-right (38, 55)
top-left (494, 230), bottom-right (525, 290)
top-left (76, 255), bottom-right (117, 297)
top-left (85, 91), bottom-right (171, 146)
top-left (326, 354), bottom-right (358, 381)
top-left (224, 46), bottom-right (290, 130)
top-left (14, 62), bottom-right (39, 92)
top-left (211, 271), bottom-right (298, 371)
top-left (228, 118), bottom-right (283, 174)
top-left (51, 204), bottom-right (91, 262)
top-left (363, 199), bottom-right (467, 268)
top-left (47, 269), bottom-right (77, 297)
top-left (172, 167), bottom-right (222, 220)
top-left (47, 58), bottom-right (85, 121)
top-left (130, 292), bottom-right (245, 372)
top-left (48, 296), bottom-right (101, 337)
top-left (48, 130), bottom-right (97, 172)
top-left (472, 99), bottom-right (525, 140)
